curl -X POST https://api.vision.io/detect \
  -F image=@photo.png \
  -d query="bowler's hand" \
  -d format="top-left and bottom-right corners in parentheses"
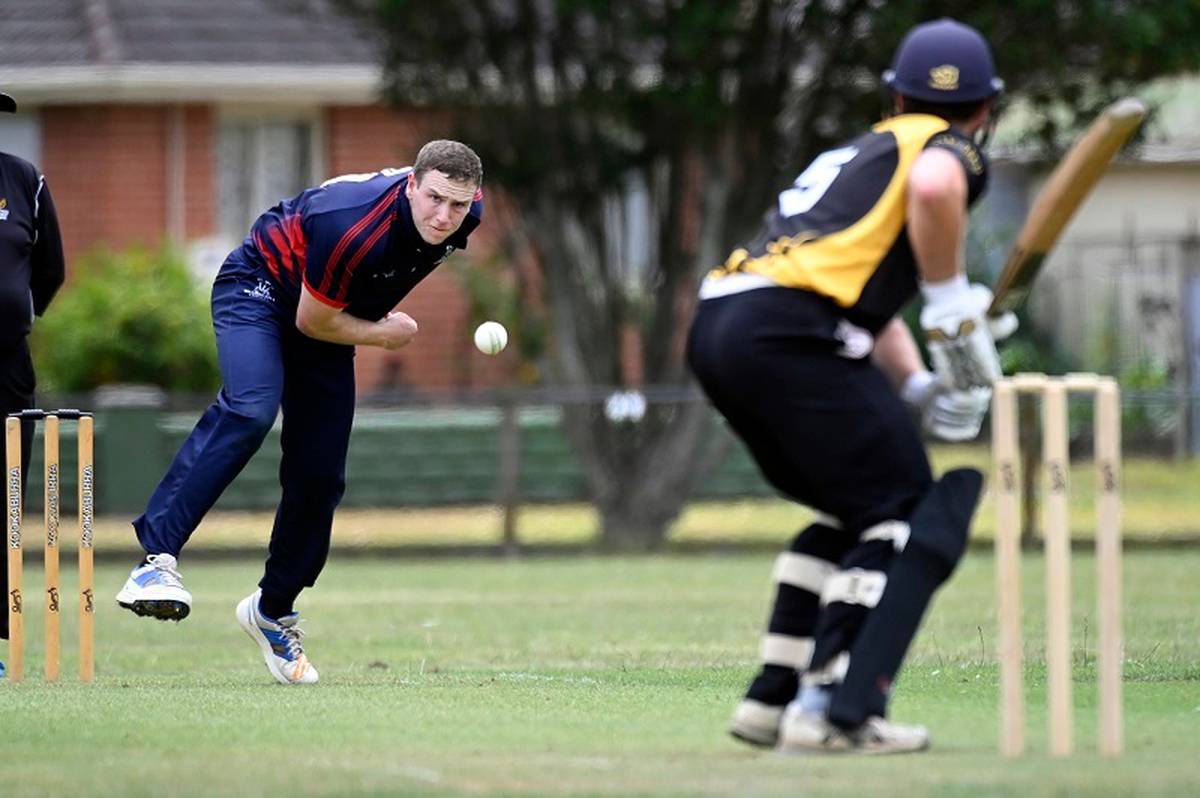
top-left (378, 311), bottom-right (419, 350)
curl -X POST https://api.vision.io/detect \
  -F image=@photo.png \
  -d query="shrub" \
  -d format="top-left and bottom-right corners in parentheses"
top-left (32, 246), bottom-right (220, 392)
top-left (1119, 356), bottom-right (1178, 445)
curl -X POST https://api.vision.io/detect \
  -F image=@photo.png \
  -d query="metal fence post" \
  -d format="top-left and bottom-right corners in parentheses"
top-left (496, 393), bottom-right (522, 554)
top-left (1182, 229), bottom-right (1200, 457)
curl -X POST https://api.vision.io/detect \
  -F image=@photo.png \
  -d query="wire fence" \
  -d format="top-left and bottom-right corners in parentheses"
top-left (16, 384), bottom-right (1200, 516)
top-left (1032, 232), bottom-right (1200, 455)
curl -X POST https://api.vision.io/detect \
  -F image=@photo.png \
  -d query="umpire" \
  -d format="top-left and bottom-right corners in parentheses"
top-left (0, 89), bottom-right (66, 663)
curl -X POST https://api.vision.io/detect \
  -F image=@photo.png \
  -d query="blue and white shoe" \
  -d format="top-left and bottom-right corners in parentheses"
top-left (116, 553), bottom-right (192, 621)
top-left (236, 590), bottom-right (318, 685)
top-left (0, 659), bottom-right (6, 679)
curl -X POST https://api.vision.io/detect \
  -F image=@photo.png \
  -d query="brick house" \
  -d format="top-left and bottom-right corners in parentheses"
top-left (0, 0), bottom-right (513, 394)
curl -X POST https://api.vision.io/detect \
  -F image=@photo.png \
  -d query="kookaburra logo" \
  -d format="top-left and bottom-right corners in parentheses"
top-left (1001, 462), bottom-right (1016, 492)
top-left (1049, 462), bottom-right (1067, 492)
top-left (46, 463), bottom-right (59, 547)
top-left (80, 465), bottom-right (95, 548)
top-left (7, 466), bottom-right (19, 549)
top-left (1101, 462), bottom-right (1118, 492)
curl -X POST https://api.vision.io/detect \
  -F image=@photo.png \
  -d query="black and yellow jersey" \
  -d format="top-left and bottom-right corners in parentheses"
top-left (706, 114), bottom-right (987, 333)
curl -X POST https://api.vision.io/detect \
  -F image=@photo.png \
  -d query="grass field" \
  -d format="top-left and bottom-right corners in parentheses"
top-left (2, 550), bottom-right (1198, 796)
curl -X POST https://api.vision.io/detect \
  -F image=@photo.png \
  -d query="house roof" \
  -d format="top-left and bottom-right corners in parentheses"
top-left (0, 0), bottom-right (384, 104)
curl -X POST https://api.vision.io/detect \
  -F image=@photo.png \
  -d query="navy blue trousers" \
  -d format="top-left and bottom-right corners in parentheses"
top-left (133, 267), bottom-right (355, 604)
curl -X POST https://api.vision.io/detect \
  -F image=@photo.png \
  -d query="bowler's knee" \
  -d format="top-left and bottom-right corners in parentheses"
top-left (226, 403), bottom-right (278, 446)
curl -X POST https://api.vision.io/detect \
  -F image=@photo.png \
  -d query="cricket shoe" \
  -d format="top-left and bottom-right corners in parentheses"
top-left (236, 590), bottom-right (318, 685)
top-left (777, 709), bottom-right (929, 756)
top-left (850, 716), bottom-right (931, 754)
top-left (729, 699), bottom-right (785, 748)
top-left (116, 554), bottom-right (192, 621)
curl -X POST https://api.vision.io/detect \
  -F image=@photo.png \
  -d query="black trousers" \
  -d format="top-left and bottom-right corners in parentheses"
top-left (0, 339), bottom-right (36, 640)
top-left (688, 287), bottom-right (935, 715)
top-left (687, 288), bottom-right (932, 532)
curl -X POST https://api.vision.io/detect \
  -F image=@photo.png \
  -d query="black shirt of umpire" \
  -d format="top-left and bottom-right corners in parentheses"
top-left (0, 151), bottom-right (64, 346)
top-left (0, 150), bottom-right (65, 640)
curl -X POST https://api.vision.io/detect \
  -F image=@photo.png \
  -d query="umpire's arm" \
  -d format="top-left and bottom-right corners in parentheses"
top-left (29, 176), bottom-right (65, 315)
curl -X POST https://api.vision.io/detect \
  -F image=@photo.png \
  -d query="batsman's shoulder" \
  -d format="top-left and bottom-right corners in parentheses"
top-left (924, 129), bottom-right (986, 177)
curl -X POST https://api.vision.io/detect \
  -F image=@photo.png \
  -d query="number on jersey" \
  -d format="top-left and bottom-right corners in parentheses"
top-left (778, 146), bottom-right (857, 217)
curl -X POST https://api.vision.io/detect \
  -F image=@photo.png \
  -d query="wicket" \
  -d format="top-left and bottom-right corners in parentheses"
top-left (992, 373), bottom-right (1122, 758)
top-left (6, 410), bottom-right (95, 683)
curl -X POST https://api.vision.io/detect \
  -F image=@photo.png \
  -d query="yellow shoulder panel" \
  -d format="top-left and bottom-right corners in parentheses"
top-left (741, 114), bottom-right (949, 307)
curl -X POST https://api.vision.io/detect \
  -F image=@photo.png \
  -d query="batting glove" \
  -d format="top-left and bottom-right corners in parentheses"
top-left (919, 276), bottom-right (1003, 391)
top-left (900, 369), bottom-right (991, 442)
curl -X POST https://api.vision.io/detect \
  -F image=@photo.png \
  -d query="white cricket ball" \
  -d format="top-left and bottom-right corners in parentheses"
top-left (473, 321), bottom-right (508, 355)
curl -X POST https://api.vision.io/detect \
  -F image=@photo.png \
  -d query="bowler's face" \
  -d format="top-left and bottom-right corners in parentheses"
top-left (406, 170), bottom-right (477, 244)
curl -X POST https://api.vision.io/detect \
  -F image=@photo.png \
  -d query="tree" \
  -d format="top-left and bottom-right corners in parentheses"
top-left (345, 0), bottom-right (1200, 548)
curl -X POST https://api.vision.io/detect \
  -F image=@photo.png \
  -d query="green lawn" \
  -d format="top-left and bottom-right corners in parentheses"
top-left (2, 551), bottom-right (1197, 796)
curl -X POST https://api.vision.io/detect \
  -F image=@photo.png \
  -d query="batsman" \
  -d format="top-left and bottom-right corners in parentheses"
top-left (687, 18), bottom-right (1017, 753)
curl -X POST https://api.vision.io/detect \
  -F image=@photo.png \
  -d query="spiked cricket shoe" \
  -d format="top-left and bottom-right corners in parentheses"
top-left (729, 699), bottom-right (785, 748)
top-left (236, 590), bottom-right (318, 685)
top-left (116, 553), bottom-right (192, 621)
top-left (850, 716), bottom-right (930, 755)
top-left (778, 709), bottom-right (930, 755)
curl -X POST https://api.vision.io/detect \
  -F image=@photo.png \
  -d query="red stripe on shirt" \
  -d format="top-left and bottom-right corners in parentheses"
top-left (302, 274), bottom-right (348, 309)
top-left (332, 217), bottom-right (390, 301)
top-left (267, 226), bottom-right (295, 280)
top-left (285, 214), bottom-right (307, 276)
top-left (318, 186), bottom-right (400, 296)
top-left (253, 231), bottom-right (281, 283)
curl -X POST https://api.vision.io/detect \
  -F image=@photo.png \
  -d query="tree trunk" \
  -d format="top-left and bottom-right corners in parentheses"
top-left (597, 502), bottom-right (670, 551)
top-left (556, 397), bottom-right (723, 550)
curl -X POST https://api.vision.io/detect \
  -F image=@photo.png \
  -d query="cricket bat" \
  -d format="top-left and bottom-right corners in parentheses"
top-left (988, 97), bottom-right (1147, 317)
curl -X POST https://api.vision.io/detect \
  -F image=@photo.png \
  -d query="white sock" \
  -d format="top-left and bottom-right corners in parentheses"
top-left (797, 684), bottom-right (832, 715)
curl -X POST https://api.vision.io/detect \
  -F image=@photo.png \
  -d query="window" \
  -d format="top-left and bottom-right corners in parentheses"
top-left (0, 113), bottom-right (42, 167)
top-left (217, 113), bottom-right (322, 241)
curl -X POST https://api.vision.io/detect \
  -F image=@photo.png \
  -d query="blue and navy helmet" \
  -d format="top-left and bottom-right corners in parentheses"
top-left (882, 18), bottom-right (1003, 104)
